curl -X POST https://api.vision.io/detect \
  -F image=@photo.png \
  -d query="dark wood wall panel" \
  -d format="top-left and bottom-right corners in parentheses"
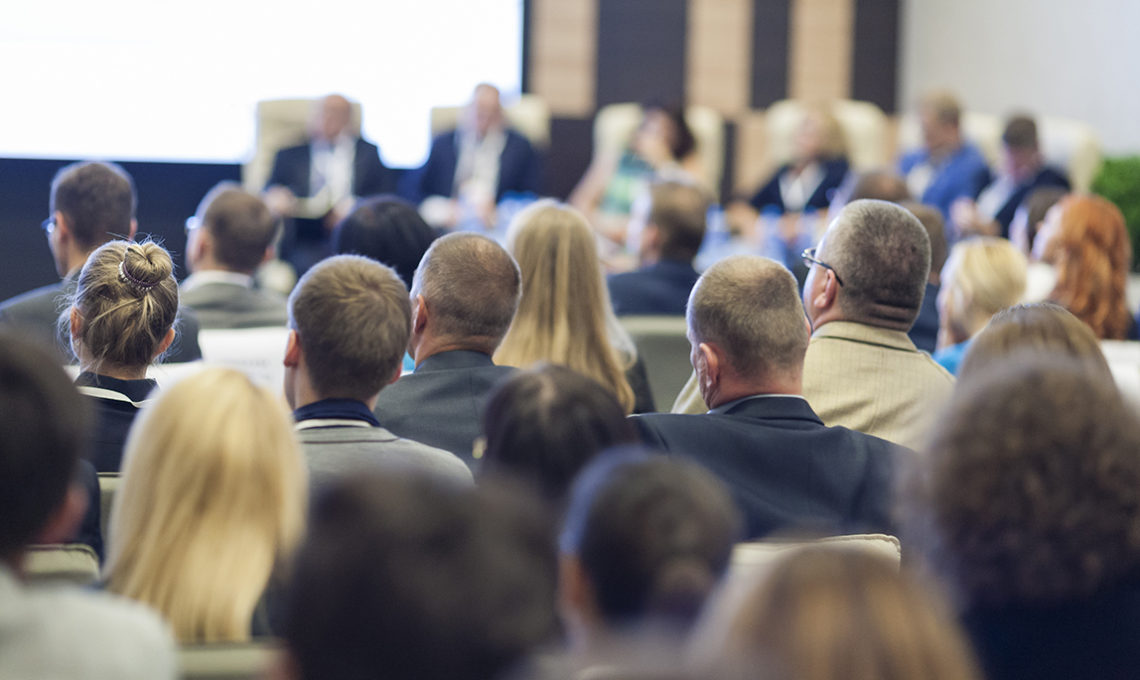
top-left (596, 0), bottom-right (688, 107)
top-left (851, 0), bottom-right (900, 112)
top-left (750, 0), bottom-right (792, 108)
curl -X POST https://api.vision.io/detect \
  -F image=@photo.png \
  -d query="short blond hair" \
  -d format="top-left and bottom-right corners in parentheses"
top-left (106, 368), bottom-right (307, 642)
top-left (940, 237), bottom-right (1027, 341)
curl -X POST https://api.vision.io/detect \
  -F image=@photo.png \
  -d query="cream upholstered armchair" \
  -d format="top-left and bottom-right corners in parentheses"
top-left (242, 98), bottom-right (364, 193)
top-left (763, 99), bottom-right (890, 172)
top-left (428, 94), bottom-right (552, 150)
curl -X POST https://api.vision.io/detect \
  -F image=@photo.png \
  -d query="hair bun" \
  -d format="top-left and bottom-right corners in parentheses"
top-left (120, 242), bottom-right (173, 291)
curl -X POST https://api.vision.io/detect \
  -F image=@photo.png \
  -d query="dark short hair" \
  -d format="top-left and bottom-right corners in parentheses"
top-left (649, 181), bottom-right (709, 262)
top-left (1002, 114), bottom-right (1039, 150)
top-left (288, 255), bottom-right (411, 402)
top-left (903, 353), bottom-right (1140, 608)
top-left (480, 364), bottom-right (636, 503)
top-left (0, 335), bottom-right (90, 559)
top-left (197, 183), bottom-right (278, 274)
top-left (643, 102), bottom-right (696, 161)
top-left (848, 170), bottom-right (911, 204)
top-left (50, 161), bottom-right (136, 250)
top-left (900, 201), bottom-right (946, 275)
top-left (332, 195), bottom-right (439, 288)
top-left (561, 450), bottom-right (740, 628)
top-left (283, 470), bottom-right (558, 680)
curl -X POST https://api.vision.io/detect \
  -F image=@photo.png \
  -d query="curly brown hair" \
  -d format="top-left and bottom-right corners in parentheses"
top-left (903, 353), bottom-right (1140, 608)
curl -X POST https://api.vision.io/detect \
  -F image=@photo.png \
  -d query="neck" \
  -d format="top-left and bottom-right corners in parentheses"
top-left (706, 372), bottom-right (803, 409)
top-left (84, 363), bottom-right (148, 381)
top-left (412, 334), bottom-right (497, 367)
top-left (64, 248), bottom-right (94, 277)
top-left (812, 303), bottom-right (915, 334)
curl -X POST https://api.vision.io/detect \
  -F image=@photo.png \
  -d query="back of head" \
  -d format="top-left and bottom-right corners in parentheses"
top-left (956, 302), bottom-right (1112, 384)
top-left (688, 255), bottom-right (808, 381)
top-left (561, 452), bottom-right (740, 630)
top-left (940, 238), bottom-right (1027, 337)
top-left (69, 240), bottom-right (179, 371)
top-left (643, 102), bottom-right (696, 161)
top-left (197, 182), bottom-right (278, 274)
top-left (289, 255), bottom-right (411, 402)
top-left (649, 181), bottom-right (710, 262)
top-left (905, 354), bottom-right (1140, 609)
top-left (284, 471), bottom-right (558, 680)
top-left (332, 195), bottom-right (438, 288)
top-left (900, 201), bottom-right (946, 277)
top-left (107, 367), bottom-right (306, 642)
top-left (412, 232), bottom-right (520, 348)
top-left (496, 200), bottom-right (635, 411)
top-left (848, 171), bottom-right (911, 204)
top-left (0, 335), bottom-right (89, 561)
top-left (50, 161), bottom-right (136, 251)
top-left (822, 199), bottom-right (931, 327)
top-left (481, 363), bottom-right (635, 502)
top-left (1042, 194), bottom-right (1133, 339)
top-left (698, 548), bottom-right (980, 680)
top-left (1002, 114), bottom-right (1038, 150)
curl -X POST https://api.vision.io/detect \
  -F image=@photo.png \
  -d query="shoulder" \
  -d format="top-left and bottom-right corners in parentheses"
top-left (1036, 166), bottom-right (1071, 189)
top-left (0, 283), bottom-right (64, 319)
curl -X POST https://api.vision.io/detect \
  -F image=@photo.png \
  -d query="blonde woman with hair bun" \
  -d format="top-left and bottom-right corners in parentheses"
top-left (105, 367), bottom-right (307, 643)
top-left (494, 200), bottom-right (650, 413)
top-left (66, 239), bottom-right (181, 472)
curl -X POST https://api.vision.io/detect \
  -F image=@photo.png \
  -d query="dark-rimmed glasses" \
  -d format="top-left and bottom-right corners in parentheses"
top-left (801, 247), bottom-right (844, 287)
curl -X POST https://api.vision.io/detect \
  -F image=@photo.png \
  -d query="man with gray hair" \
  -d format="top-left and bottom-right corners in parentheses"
top-left (284, 255), bottom-right (471, 489)
top-left (799, 199), bottom-right (954, 449)
top-left (632, 255), bottom-right (901, 539)
top-left (373, 232), bottom-right (520, 466)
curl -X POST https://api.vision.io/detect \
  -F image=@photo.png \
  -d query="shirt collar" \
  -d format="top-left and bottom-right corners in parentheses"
top-left (75, 371), bottom-right (158, 404)
top-left (181, 270), bottom-right (254, 291)
top-left (707, 393), bottom-right (807, 415)
top-left (293, 398), bottom-right (380, 428)
top-left (810, 320), bottom-right (919, 352)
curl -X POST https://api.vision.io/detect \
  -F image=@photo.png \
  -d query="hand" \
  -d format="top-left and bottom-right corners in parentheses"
top-left (264, 186), bottom-right (298, 217)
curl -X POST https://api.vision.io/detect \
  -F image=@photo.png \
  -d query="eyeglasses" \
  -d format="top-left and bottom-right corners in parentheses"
top-left (801, 247), bottom-right (844, 287)
top-left (41, 216), bottom-right (56, 235)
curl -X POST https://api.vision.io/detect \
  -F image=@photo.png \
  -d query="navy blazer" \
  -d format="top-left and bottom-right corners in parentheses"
top-left (749, 157), bottom-right (849, 214)
top-left (631, 396), bottom-right (901, 539)
top-left (991, 166), bottom-right (1070, 238)
top-left (373, 350), bottom-right (515, 467)
top-left (407, 128), bottom-right (542, 203)
top-left (608, 259), bottom-right (701, 317)
top-left (265, 137), bottom-right (390, 198)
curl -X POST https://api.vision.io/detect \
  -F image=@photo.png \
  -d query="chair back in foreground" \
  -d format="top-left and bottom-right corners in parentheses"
top-left (618, 315), bottom-right (693, 411)
top-left (97, 472), bottom-right (121, 541)
top-left (23, 544), bottom-right (100, 586)
top-left (178, 641), bottom-right (277, 680)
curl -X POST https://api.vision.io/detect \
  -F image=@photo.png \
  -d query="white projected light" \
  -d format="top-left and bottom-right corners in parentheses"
top-left (0, 0), bottom-right (523, 167)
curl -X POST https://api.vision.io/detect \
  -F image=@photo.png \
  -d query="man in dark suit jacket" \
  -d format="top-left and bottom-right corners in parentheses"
top-left (631, 256), bottom-right (904, 539)
top-left (608, 180), bottom-right (707, 317)
top-left (0, 161), bottom-right (201, 362)
top-left (373, 232), bottom-right (520, 467)
top-left (181, 183), bottom-right (288, 329)
top-left (264, 94), bottom-right (390, 275)
top-left (408, 84), bottom-right (542, 227)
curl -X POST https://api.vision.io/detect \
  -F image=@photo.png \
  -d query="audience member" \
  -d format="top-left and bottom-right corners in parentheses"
top-left (410, 83), bottom-right (543, 228)
top-left (495, 200), bottom-right (652, 413)
top-left (480, 364), bottom-right (636, 504)
top-left (0, 161), bottom-right (200, 362)
top-left (1009, 186), bottom-right (1067, 302)
top-left (105, 368), bottom-right (306, 642)
top-left (560, 452), bottom-right (738, 663)
top-left (694, 549), bottom-right (981, 680)
top-left (824, 168), bottom-right (911, 225)
top-left (181, 182), bottom-right (288, 328)
top-left (264, 94), bottom-right (390, 275)
top-left (67, 240), bottom-right (178, 472)
top-left (952, 114), bottom-right (1069, 239)
top-left (898, 91), bottom-right (990, 219)
top-left (284, 255), bottom-right (471, 489)
top-left (749, 107), bottom-right (849, 215)
top-left (373, 233), bottom-right (519, 465)
top-left (608, 180), bottom-right (708, 316)
top-left (273, 471), bottom-right (558, 680)
top-left (636, 256), bottom-right (902, 539)
top-left (331, 195), bottom-right (439, 288)
top-left (933, 238), bottom-right (1027, 374)
top-left (0, 334), bottom-right (176, 678)
top-left (901, 201), bottom-right (947, 353)
top-left (1033, 194), bottom-right (1136, 340)
top-left (903, 354), bottom-right (1140, 680)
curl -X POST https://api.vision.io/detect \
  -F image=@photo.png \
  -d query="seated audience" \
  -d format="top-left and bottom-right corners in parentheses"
top-left (410, 83), bottom-right (543, 228)
top-left (285, 255), bottom-right (471, 488)
top-left (901, 201), bottom-right (948, 353)
top-left (903, 354), bottom-right (1140, 680)
top-left (636, 255), bottom-right (903, 539)
top-left (0, 335), bottom-right (175, 678)
top-left (1009, 186), bottom-right (1067, 302)
top-left (374, 233), bottom-right (520, 465)
top-left (1032, 194), bottom-right (1136, 340)
top-left (608, 180), bottom-right (708, 316)
top-left (67, 240), bottom-right (179, 472)
top-left (331, 195), bottom-right (439, 288)
top-left (181, 182), bottom-right (288, 328)
top-left (694, 549), bottom-right (982, 680)
top-left (264, 94), bottom-right (389, 276)
top-left (495, 200), bottom-right (653, 413)
top-left (898, 91), bottom-right (990, 220)
top-left (933, 238), bottom-right (1027, 374)
top-left (480, 364), bottom-right (636, 504)
top-left (951, 114), bottom-right (1070, 239)
top-left (749, 107), bottom-right (849, 215)
top-left (0, 161), bottom-right (200, 362)
top-left (272, 471), bottom-right (558, 680)
top-left (105, 368), bottom-right (306, 642)
top-left (559, 452), bottom-right (740, 669)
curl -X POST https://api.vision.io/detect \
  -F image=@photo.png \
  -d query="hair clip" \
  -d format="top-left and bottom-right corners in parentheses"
top-left (118, 260), bottom-right (158, 290)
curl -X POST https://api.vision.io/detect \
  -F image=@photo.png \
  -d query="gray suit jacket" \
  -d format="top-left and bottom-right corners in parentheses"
top-left (298, 424), bottom-right (473, 492)
top-left (179, 281), bottom-right (288, 329)
top-left (373, 350), bottom-right (515, 467)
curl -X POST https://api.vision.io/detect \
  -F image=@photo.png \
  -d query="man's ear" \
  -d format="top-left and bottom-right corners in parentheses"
top-left (412, 295), bottom-right (429, 334)
top-left (558, 553), bottom-right (600, 630)
top-left (811, 270), bottom-right (840, 313)
top-left (284, 329), bottom-right (302, 368)
top-left (34, 482), bottom-right (87, 545)
top-left (127, 218), bottom-right (138, 241)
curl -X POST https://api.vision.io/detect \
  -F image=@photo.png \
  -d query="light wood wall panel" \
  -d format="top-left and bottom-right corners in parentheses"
top-left (788, 0), bottom-right (854, 102)
top-left (687, 0), bottom-right (753, 115)
top-left (528, 0), bottom-right (598, 116)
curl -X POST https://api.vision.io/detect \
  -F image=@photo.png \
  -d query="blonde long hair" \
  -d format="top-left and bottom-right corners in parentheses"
top-left (105, 368), bottom-right (307, 642)
top-left (494, 200), bottom-right (636, 412)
